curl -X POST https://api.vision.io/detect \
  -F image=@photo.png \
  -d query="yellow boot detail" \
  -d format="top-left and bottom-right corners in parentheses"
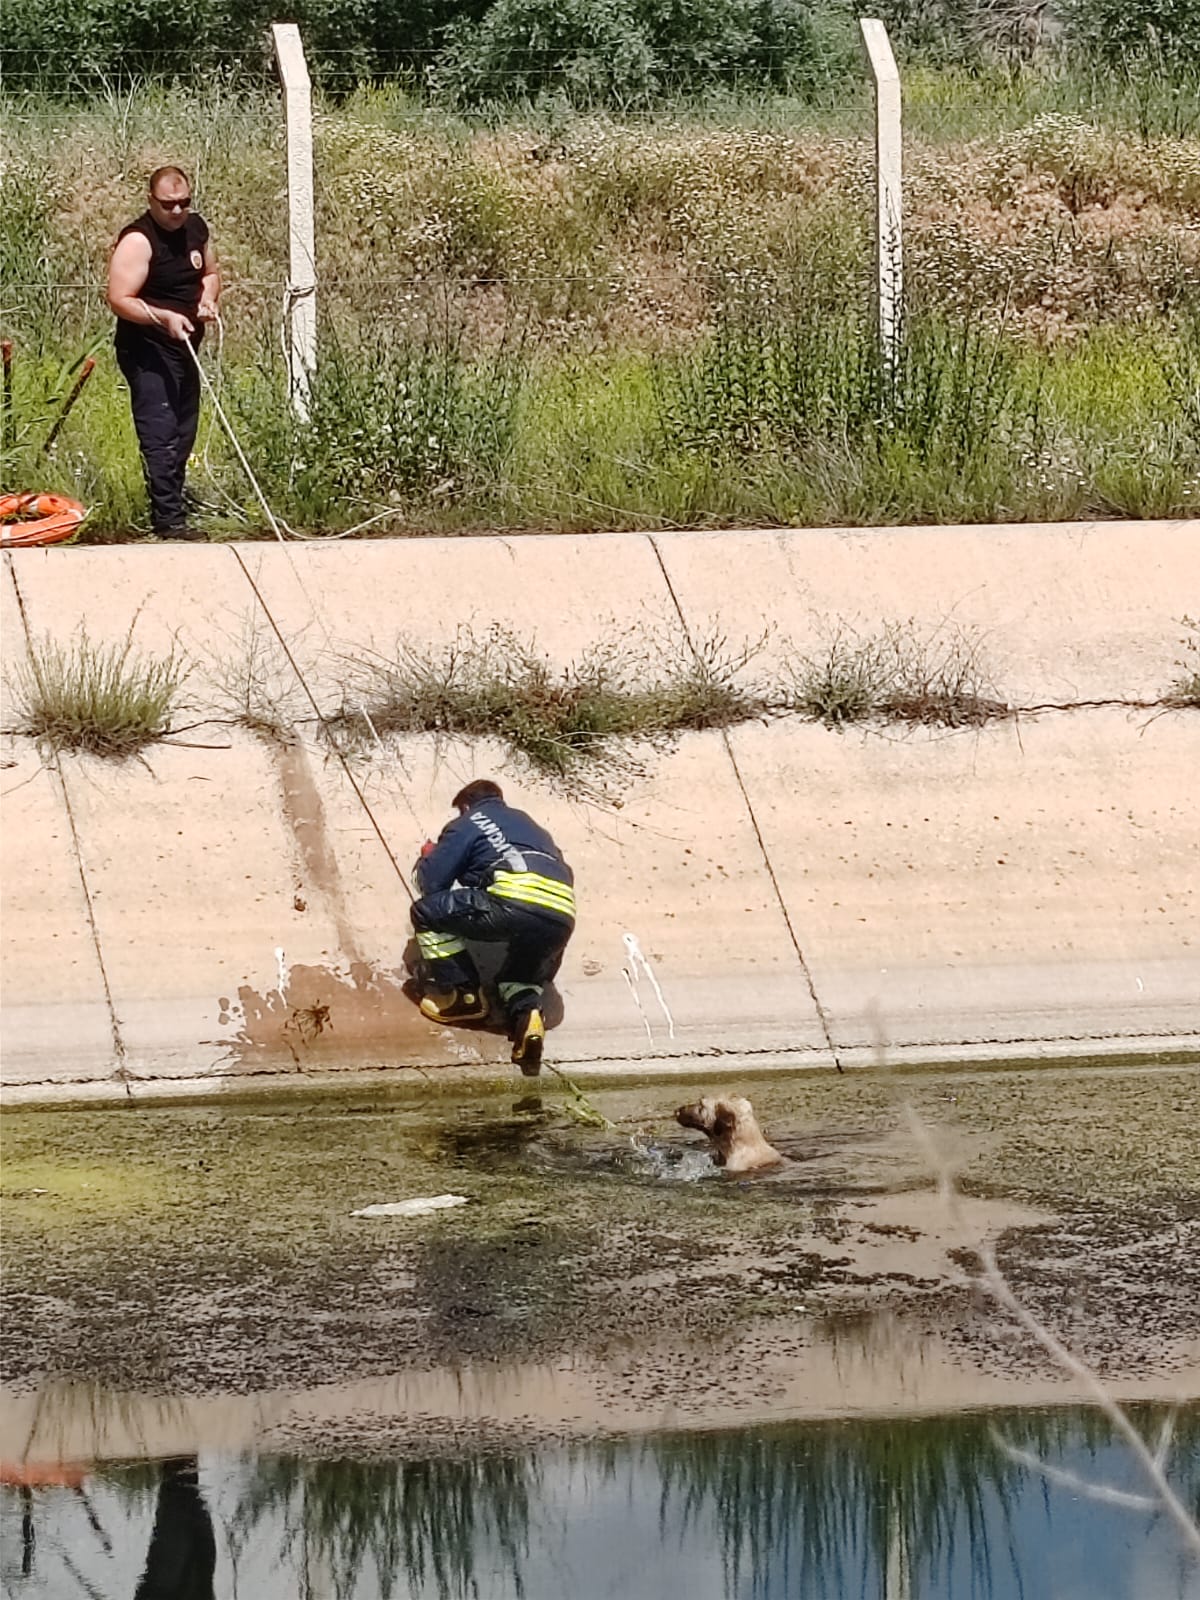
top-left (511, 1008), bottom-right (545, 1076)
top-left (420, 988), bottom-right (488, 1024)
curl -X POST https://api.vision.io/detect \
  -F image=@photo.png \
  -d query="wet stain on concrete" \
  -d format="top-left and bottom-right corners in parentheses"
top-left (226, 961), bottom-right (440, 1067)
top-left (273, 736), bottom-right (362, 964)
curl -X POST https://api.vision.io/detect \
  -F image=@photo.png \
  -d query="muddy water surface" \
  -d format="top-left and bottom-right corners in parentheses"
top-left (1, 1061), bottom-right (1198, 1595)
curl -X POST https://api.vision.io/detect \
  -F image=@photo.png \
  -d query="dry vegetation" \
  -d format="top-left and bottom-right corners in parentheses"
top-left (3, 81), bottom-right (1199, 532)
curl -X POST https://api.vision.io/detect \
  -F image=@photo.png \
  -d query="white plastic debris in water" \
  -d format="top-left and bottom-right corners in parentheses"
top-left (351, 1194), bottom-right (470, 1218)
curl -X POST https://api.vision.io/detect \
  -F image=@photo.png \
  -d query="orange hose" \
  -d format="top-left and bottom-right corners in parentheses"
top-left (0, 492), bottom-right (87, 548)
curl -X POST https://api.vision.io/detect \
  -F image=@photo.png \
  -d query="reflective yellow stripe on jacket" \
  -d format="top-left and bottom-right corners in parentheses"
top-left (488, 870), bottom-right (576, 920)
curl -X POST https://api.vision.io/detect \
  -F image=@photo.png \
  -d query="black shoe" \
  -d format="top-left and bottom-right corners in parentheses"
top-left (420, 988), bottom-right (488, 1024)
top-left (511, 1008), bottom-right (545, 1076)
top-left (155, 524), bottom-right (207, 542)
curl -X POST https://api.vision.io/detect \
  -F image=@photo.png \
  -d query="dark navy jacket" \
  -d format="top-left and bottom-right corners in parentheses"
top-left (415, 800), bottom-right (575, 922)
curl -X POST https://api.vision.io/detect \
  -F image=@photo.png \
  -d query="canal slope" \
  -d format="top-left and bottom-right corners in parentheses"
top-left (2, 518), bottom-right (1198, 1098)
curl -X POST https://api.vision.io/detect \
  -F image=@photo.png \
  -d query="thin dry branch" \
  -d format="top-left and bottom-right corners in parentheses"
top-left (901, 1100), bottom-right (1200, 1561)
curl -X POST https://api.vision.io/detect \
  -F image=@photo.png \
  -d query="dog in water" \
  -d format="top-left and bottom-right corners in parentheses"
top-left (675, 1095), bottom-right (785, 1174)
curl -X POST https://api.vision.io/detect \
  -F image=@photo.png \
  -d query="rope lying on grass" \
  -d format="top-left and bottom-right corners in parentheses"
top-left (184, 328), bottom-right (398, 542)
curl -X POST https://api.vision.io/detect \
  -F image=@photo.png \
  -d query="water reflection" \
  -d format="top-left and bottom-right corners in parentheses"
top-left (133, 1457), bottom-right (215, 1600)
top-left (2, 1406), bottom-right (1198, 1599)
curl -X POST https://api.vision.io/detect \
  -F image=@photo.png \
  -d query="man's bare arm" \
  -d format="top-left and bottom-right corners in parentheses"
top-left (197, 238), bottom-right (221, 322)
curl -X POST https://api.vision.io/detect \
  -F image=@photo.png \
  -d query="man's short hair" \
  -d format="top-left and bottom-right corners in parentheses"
top-left (149, 165), bottom-right (190, 195)
top-left (453, 779), bottom-right (503, 811)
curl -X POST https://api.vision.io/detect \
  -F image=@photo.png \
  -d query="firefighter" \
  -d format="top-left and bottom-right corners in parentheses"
top-left (411, 779), bottom-right (575, 1076)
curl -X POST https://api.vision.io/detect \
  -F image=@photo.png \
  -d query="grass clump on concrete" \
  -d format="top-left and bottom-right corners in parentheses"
top-left (1168, 616), bottom-right (1200, 706)
top-left (325, 617), bottom-right (1007, 795)
top-left (783, 620), bottom-right (1007, 728)
top-left (8, 630), bottom-right (186, 757)
top-left (329, 623), bottom-right (766, 790)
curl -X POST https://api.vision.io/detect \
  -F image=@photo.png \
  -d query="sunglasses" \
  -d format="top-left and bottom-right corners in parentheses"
top-left (152, 196), bottom-right (192, 211)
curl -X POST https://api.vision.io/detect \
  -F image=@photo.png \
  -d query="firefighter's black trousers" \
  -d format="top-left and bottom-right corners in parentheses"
top-left (411, 887), bottom-right (573, 1024)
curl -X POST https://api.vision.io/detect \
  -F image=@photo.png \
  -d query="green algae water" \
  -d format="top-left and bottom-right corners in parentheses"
top-left (3, 1406), bottom-right (1199, 1598)
top-left (2, 1066), bottom-right (1198, 1595)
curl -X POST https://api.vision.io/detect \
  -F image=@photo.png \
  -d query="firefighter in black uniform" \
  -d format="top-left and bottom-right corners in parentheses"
top-left (411, 779), bottom-right (576, 1076)
top-left (106, 166), bottom-right (220, 540)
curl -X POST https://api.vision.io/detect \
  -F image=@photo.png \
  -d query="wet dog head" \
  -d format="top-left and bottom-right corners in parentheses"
top-left (675, 1095), bottom-right (783, 1173)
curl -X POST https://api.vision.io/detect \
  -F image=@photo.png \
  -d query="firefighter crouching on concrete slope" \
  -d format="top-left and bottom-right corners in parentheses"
top-left (410, 779), bottom-right (576, 1076)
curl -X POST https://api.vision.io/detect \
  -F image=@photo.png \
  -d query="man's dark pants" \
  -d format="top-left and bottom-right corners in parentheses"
top-left (411, 888), bottom-right (572, 1026)
top-left (116, 334), bottom-right (201, 532)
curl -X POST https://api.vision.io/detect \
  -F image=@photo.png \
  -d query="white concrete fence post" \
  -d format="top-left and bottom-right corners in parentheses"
top-left (859, 17), bottom-right (903, 373)
top-left (271, 22), bottom-right (317, 419)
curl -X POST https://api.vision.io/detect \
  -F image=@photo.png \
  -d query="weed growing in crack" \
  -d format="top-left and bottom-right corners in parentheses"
top-left (322, 616), bottom-right (1008, 795)
top-left (7, 629), bottom-right (187, 757)
top-left (327, 622), bottom-right (768, 795)
top-left (878, 619), bottom-right (1008, 727)
top-left (1168, 616), bottom-right (1200, 707)
top-left (205, 612), bottom-right (320, 739)
top-left (781, 620), bottom-right (1007, 728)
top-left (780, 627), bottom-right (888, 725)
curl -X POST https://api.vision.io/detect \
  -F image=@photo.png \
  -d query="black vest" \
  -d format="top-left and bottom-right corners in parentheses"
top-left (114, 211), bottom-right (209, 346)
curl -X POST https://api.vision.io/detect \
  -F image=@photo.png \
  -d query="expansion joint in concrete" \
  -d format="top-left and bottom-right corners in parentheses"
top-left (646, 534), bottom-right (844, 1070)
top-left (3, 555), bottom-right (131, 1091)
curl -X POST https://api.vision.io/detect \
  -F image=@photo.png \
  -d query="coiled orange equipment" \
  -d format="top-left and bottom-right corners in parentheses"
top-left (0, 492), bottom-right (87, 548)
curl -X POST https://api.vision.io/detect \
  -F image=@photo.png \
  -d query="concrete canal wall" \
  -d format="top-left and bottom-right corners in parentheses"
top-left (2, 520), bottom-right (1198, 1099)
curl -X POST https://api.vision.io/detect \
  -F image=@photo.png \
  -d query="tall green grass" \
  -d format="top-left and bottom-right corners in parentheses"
top-left (3, 77), bottom-right (1199, 534)
top-left (6, 313), bottom-right (1199, 535)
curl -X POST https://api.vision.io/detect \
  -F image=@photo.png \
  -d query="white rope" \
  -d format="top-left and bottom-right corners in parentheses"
top-left (197, 312), bottom-right (250, 525)
top-left (182, 330), bottom-right (423, 826)
top-left (188, 315), bottom-right (404, 544)
top-left (184, 333), bottom-right (290, 544)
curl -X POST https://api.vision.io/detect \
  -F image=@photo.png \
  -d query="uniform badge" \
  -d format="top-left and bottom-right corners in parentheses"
top-left (190, 250), bottom-right (203, 269)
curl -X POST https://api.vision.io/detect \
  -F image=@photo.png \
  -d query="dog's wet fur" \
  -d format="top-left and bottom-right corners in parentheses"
top-left (675, 1096), bottom-right (786, 1174)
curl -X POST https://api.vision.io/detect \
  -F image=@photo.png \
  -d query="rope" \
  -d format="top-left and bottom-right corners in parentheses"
top-left (185, 325), bottom-right (402, 543)
top-left (184, 333), bottom-right (290, 541)
top-left (196, 312), bottom-right (251, 527)
top-left (181, 332), bottom-right (419, 904)
top-left (224, 543), bottom-right (416, 905)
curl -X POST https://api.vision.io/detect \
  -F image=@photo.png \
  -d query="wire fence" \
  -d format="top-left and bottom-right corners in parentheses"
top-left (0, 44), bottom-right (869, 96)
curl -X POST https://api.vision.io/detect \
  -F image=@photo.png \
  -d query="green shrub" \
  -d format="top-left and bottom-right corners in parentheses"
top-left (660, 290), bottom-right (1039, 493)
top-left (862, 0), bottom-right (982, 64)
top-left (232, 319), bottom-right (528, 524)
top-left (434, 0), bottom-right (660, 107)
top-left (435, 0), bottom-right (833, 107)
top-left (0, 0), bottom-right (487, 86)
top-left (2, 0), bottom-right (832, 95)
top-left (1065, 0), bottom-right (1200, 73)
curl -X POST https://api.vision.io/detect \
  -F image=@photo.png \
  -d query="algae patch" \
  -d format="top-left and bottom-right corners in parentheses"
top-left (1, 1065), bottom-right (1197, 1399)
top-left (1, 1159), bottom-right (170, 1227)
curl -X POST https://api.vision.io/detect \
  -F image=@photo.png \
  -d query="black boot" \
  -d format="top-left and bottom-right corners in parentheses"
top-left (420, 987), bottom-right (488, 1024)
